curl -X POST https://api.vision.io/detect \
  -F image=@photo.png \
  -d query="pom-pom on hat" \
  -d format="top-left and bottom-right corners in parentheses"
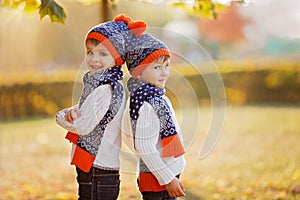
top-left (125, 31), bottom-right (171, 78)
top-left (85, 14), bottom-right (134, 66)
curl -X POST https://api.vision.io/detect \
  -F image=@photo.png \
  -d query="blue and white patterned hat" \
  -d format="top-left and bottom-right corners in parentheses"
top-left (125, 33), bottom-right (171, 78)
top-left (85, 14), bottom-right (132, 66)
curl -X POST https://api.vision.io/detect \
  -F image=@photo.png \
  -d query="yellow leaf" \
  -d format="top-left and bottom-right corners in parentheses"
top-left (39, 0), bottom-right (66, 24)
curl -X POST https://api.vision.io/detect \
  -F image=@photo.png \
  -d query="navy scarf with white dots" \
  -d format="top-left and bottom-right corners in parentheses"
top-left (127, 77), bottom-right (185, 159)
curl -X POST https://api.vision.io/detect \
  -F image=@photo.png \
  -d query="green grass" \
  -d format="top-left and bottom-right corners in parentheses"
top-left (0, 105), bottom-right (299, 200)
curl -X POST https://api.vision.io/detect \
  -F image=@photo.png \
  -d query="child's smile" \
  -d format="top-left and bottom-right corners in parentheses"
top-left (85, 41), bottom-right (115, 74)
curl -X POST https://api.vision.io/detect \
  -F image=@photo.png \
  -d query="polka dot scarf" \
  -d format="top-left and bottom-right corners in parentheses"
top-left (127, 77), bottom-right (185, 158)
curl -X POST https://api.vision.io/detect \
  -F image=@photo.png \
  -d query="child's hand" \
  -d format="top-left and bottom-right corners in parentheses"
top-left (55, 110), bottom-right (66, 126)
top-left (65, 108), bottom-right (81, 123)
top-left (165, 177), bottom-right (185, 197)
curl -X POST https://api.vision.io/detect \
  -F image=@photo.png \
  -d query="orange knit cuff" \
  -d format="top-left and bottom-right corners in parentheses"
top-left (138, 173), bottom-right (166, 192)
top-left (162, 134), bottom-right (185, 158)
top-left (71, 145), bottom-right (95, 173)
top-left (65, 131), bottom-right (79, 144)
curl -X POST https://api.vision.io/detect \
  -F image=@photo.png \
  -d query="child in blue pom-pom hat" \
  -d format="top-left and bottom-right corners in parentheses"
top-left (55, 14), bottom-right (135, 200)
top-left (122, 23), bottom-right (186, 200)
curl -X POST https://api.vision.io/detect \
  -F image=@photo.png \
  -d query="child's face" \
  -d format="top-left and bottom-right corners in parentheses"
top-left (85, 40), bottom-right (115, 74)
top-left (138, 57), bottom-right (170, 89)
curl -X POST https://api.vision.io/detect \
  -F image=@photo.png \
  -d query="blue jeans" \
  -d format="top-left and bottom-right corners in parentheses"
top-left (141, 190), bottom-right (177, 200)
top-left (76, 167), bottom-right (120, 200)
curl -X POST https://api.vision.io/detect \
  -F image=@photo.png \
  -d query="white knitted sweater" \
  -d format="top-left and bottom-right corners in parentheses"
top-left (121, 96), bottom-right (186, 185)
top-left (56, 83), bottom-right (125, 170)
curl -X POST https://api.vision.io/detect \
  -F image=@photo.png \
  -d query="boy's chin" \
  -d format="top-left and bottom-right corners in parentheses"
top-left (153, 83), bottom-right (165, 89)
top-left (90, 69), bottom-right (104, 74)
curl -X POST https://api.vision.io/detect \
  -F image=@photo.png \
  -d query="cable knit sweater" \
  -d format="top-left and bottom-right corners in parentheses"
top-left (56, 83), bottom-right (125, 170)
top-left (122, 96), bottom-right (186, 186)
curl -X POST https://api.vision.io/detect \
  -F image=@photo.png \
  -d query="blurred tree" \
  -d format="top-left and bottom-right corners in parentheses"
top-left (196, 2), bottom-right (251, 59)
top-left (0, 0), bottom-right (244, 23)
top-left (197, 2), bottom-right (250, 44)
top-left (1, 0), bottom-right (66, 23)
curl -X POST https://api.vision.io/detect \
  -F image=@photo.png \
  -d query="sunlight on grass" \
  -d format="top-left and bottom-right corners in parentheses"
top-left (0, 105), bottom-right (299, 199)
top-left (182, 105), bottom-right (300, 200)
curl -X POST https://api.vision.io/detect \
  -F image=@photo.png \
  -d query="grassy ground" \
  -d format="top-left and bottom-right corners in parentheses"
top-left (0, 105), bottom-right (299, 200)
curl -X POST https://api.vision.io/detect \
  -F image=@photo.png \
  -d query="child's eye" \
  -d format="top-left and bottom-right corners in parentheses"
top-left (87, 51), bottom-right (93, 55)
top-left (154, 65), bottom-right (160, 70)
top-left (164, 63), bottom-right (170, 70)
top-left (99, 52), bottom-right (107, 56)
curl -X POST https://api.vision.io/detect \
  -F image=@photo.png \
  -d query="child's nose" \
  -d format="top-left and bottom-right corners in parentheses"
top-left (92, 54), bottom-right (101, 62)
top-left (161, 68), bottom-right (169, 76)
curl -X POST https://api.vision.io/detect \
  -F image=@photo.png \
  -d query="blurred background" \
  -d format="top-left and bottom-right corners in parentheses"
top-left (0, 0), bottom-right (299, 199)
top-left (0, 0), bottom-right (300, 119)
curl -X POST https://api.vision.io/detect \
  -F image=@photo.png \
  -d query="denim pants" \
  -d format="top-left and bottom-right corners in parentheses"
top-left (76, 167), bottom-right (120, 200)
top-left (141, 190), bottom-right (177, 200)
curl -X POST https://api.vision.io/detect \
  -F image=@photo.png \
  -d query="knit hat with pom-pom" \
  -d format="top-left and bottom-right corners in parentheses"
top-left (85, 14), bottom-right (134, 66)
top-left (125, 23), bottom-right (171, 78)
